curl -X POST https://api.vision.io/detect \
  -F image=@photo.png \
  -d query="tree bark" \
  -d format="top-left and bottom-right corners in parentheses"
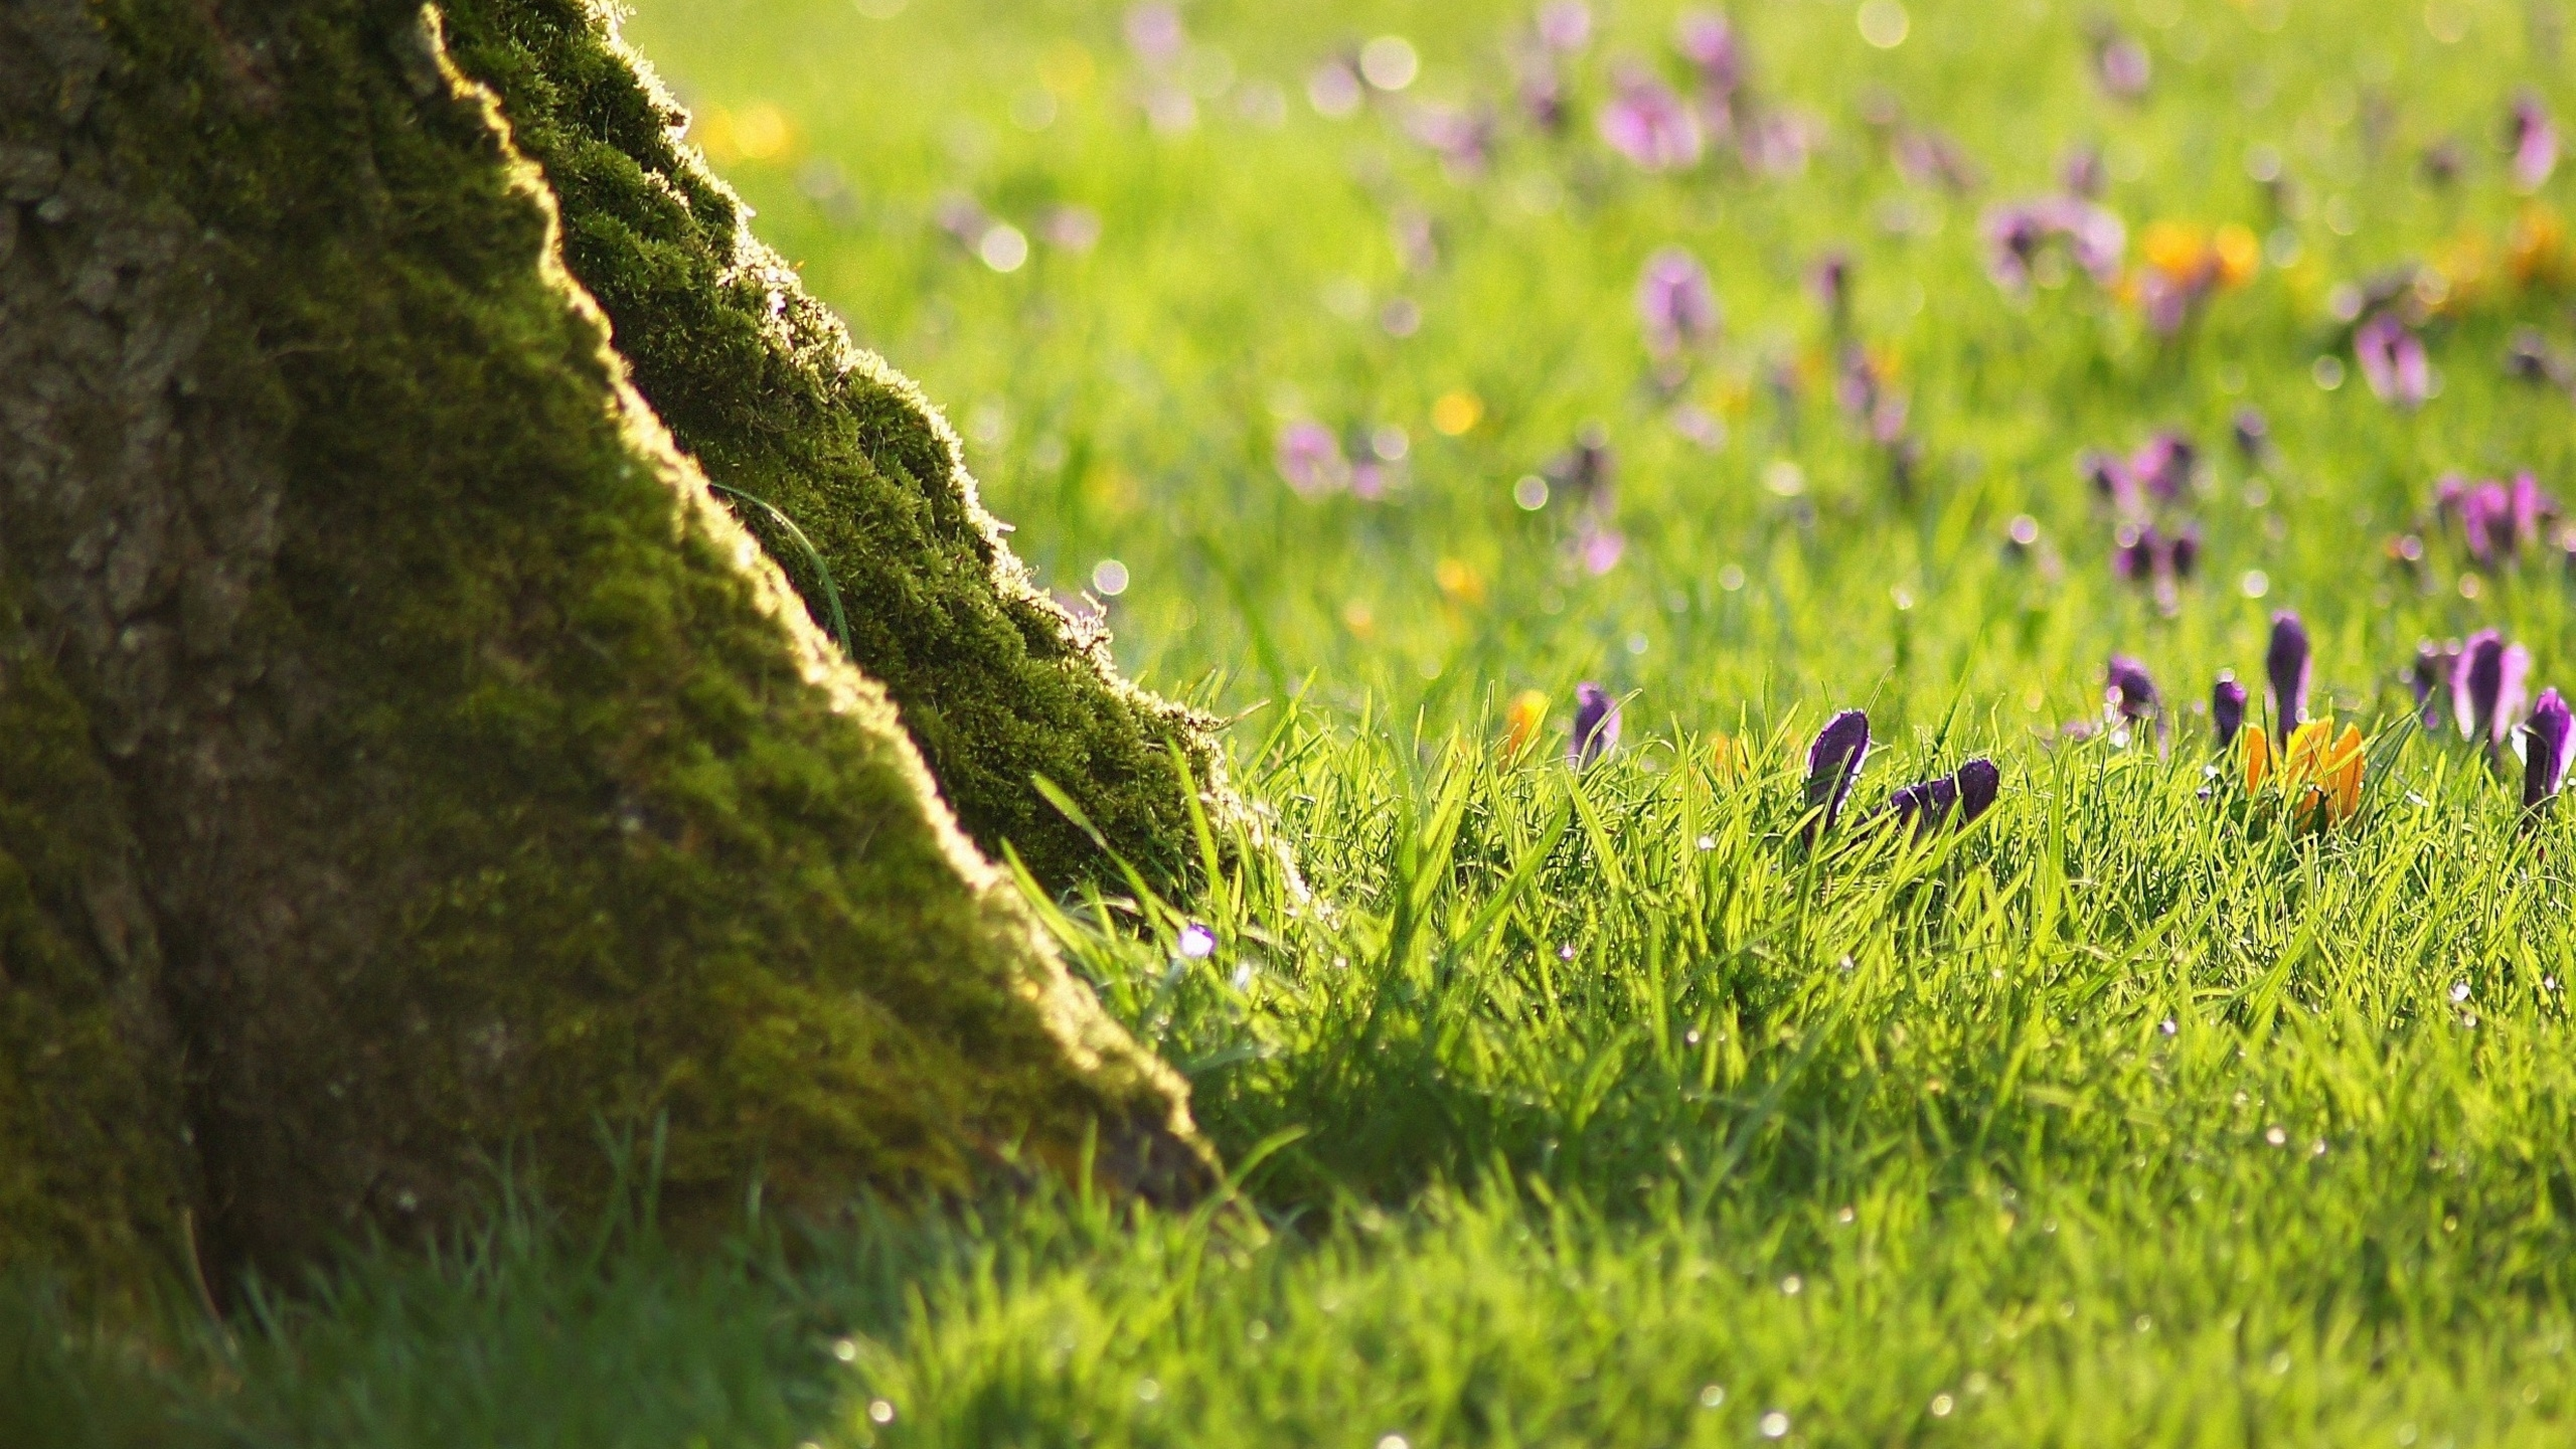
top-left (0, 0), bottom-right (1211, 1304)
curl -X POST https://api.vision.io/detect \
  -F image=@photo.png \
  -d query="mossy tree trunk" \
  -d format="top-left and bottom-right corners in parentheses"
top-left (0, 0), bottom-right (1213, 1307)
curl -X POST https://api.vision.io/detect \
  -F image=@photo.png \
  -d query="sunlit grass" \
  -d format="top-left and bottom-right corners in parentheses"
top-left (22, 0), bottom-right (2576, 1442)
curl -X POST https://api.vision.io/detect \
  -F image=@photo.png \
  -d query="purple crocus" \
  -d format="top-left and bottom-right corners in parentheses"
top-left (1982, 197), bottom-right (2127, 293)
top-left (1275, 421), bottom-right (1348, 497)
top-left (1804, 709), bottom-right (1872, 839)
top-left (2511, 91), bottom-right (2559, 194)
top-left (2525, 689), bottom-right (2576, 808)
top-left (1599, 72), bottom-right (1704, 172)
top-left (2130, 431), bottom-right (2196, 503)
top-left (1891, 757), bottom-right (2002, 836)
top-left (1536, 0), bottom-right (1594, 53)
top-left (1638, 247), bottom-right (1720, 359)
top-left (2213, 677), bottom-right (2248, 749)
top-left (1674, 9), bottom-right (1743, 95)
top-left (2106, 656), bottom-right (2162, 745)
top-left (2060, 143), bottom-right (2108, 199)
top-left (2266, 611), bottom-right (2311, 728)
top-left (1570, 682), bottom-right (1622, 768)
top-left (2454, 630), bottom-right (2535, 750)
top-left (2092, 30), bottom-right (2151, 100)
top-left (2355, 313), bottom-right (2430, 409)
top-left (1956, 758), bottom-right (2002, 824)
top-left (2413, 640), bottom-right (2462, 729)
top-left (1811, 249), bottom-right (1855, 331)
top-left (2231, 408), bottom-right (2270, 462)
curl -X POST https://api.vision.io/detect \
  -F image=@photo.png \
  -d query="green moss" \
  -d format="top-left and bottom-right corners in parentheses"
top-left (429, 0), bottom-right (1226, 895)
top-left (0, 596), bottom-right (192, 1309)
top-left (14, 0), bottom-right (1209, 1290)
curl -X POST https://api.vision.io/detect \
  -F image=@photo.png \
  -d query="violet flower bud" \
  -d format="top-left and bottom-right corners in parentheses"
top-left (2106, 656), bottom-right (2161, 746)
top-left (2212, 677), bottom-right (2248, 749)
top-left (2356, 313), bottom-right (2429, 409)
top-left (2454, 630), bottom-right (2534, 749)
top-left (1570, 682), bottom-right (1622, 768)
top-left (1638, 247), bottom-right (1720, 359)
top-left (1599, 72), bottom-right (1704, 172)
top-left (1803, 709), bottom-right (1872, 838)
top-left (1889, 774), bottom-right (1959, 837)
top-left (2412, 641), bottom-right (2460, 729)
top-left (2526, 689), bottom-right (2576, 808)
top-left (2266, 611), bottom-right (2311, 728)
top-left (1956, 758), bottom-right (2001, 825)
top-left (2512, 91), bottom-right (2559, 194)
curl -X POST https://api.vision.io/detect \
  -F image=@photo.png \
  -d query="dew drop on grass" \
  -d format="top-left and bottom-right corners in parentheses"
top-left (1700, 1384), bottom-right (1726, 1408)
top-left (868, 1399), bottom-right (896, 1423)
top-left (832, 1337), bottom-right (858, 1362)
top-left (1759, 1410), bottom-right (1791, 1438)
top-left (1091, 559), bottom-right (1130, 596)
top-left (1929, 1393), bottom-right (1954, 1417)
top-left (1514, 474), bottom-right (1551, 509)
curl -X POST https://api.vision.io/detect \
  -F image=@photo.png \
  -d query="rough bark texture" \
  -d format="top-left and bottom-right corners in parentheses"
top-left (0, 0), bottom-right (1211, 1302)
top-left (432, 0), bottom-right (1228, 896)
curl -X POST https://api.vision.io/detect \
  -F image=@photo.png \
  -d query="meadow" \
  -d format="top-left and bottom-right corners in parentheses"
top-left (19, 0), bottom-right (2576, 1442)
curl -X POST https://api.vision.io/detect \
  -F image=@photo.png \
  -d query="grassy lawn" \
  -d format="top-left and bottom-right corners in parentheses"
top-left (21, 0), bottom-right (2576, 1441)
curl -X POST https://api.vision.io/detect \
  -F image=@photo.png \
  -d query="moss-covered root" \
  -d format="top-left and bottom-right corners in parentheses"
top-left (0, 0), bottom-right (1210, 1299)
top-left (430, 0), bottom-right (1233, 896)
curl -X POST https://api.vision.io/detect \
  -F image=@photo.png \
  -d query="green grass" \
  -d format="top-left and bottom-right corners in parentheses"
top-left (25, 0), bottom-right (2576, 1441)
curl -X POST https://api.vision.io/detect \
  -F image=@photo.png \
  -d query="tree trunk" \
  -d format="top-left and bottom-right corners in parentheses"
top-left (0, 0), bottom-right (1212, 1305)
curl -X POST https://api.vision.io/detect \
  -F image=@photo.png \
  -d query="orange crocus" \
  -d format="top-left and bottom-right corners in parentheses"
top-left (1502, 690), bottom-right (1550, 761)
top-left (2243, 719), bottom-right (2366, 829)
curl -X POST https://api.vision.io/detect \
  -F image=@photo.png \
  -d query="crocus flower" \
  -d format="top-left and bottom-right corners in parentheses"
top-left (1956, 758), bottom-right (2002, 824)
top-left (2412, 640), bottom-right (2461, 729)
top-left (2266, 611), bottom-right (2311, 728)
top-left (2454, 630), bottom-right (2534, 750)
top-left (2231, 408), bottom-right (2270, 462)
top-left (2511, 91), bottom-right (2559, 195)
top-left (2355, 313), bottom-right (2430, 409)
top-left (2526, 689), bottom-right (2576, 808)
top-left (1888, 773), bottom-right (1958, 836)
top-left (1570, 683), bottom-right (1622, 768)
top-left (2060, 143), bottom-right (2107, 199)
top-left (2092, 29), bottom-right (2151, 100)
top-left (2105, 656), bottom-right (2160, 739)
top-left (1981, 197), bottom-right (2128, 293)
top-left (1599, 72), bottom-right (1704, 172)
top-left (1536, 0), bottom-right (1593, 53)
top-left (1895, 128), bottom-right (1982, 195)
top-left (1275, 421), bottom-right (1348, 497)
top-left (2130, 431), bottom-right (2195, 502)
top-left (2281, 720), bottom-right (2367, 828)
top-left (1407, 104), bottom-right (1498, 179)
top-left (1811, 249), bottom-right (1855, 330)
top-left (1890, 757), bottom-right (2002, 836)
top-left (2213, 677), bottom-right (2248, 749)
top-left (1804, 709), bottom-right (1872, 838)
top-left (1503, 689), bottom-right (1550, 760)
top-left (1638, 247), bottom-right (1720, 359)
top-left (1673, 10), bottom-right (1741, 94)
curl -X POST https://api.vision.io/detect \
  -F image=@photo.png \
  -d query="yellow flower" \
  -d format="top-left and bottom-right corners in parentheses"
top-left (2212, 223), bottom-right (2261, 289)
top-left (1503, 690), bottom-right (1550, 761)
top-left (1707, 732), bottom-right (1743, 784)
top-left (1431, 390), bottom-right (1485, 437)
top-left (1435, 557), bottom-right (1486, 606)
top-left (2141, 220), bottom-right (2210, 281)
top-left (2247, 718), bottom-right (2365, 829)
